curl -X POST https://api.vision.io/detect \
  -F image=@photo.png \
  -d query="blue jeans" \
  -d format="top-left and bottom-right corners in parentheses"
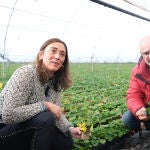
top-left (0, 111), bottom-right (73, 150)
top-left (122, 110), bottom-right (150, 130)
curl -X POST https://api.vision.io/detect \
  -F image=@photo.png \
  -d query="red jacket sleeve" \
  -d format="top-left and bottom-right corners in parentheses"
top-left (127, 68), bottom-right (145, 116)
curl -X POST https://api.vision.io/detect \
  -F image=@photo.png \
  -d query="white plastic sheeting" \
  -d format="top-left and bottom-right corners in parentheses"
top-left (0, 0), bottom-right (150, 62)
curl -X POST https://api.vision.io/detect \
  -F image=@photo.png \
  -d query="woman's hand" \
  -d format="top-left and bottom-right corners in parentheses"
top-left (45, 102), bottom-right (63, 119)
top-left (68, 127), bottom-right (82, 139)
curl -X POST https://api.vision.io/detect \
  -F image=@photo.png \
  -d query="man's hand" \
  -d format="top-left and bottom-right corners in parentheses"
top-left (136, 107), bottom-right (150, 120)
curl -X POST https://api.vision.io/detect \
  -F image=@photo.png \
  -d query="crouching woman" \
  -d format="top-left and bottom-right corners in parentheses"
top-left (0, 38), bottom-right (82, 150)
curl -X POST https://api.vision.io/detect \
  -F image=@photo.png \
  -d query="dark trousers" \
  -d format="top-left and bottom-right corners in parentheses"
top-left (0, 111), bottom-right (73, 150)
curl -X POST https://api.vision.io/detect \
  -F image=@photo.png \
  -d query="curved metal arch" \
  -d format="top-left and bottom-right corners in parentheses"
top-left (3, 0), bottom-right (18, 57)
top-left (123, 0), bottom-right (150, 12)
top-left (90, 0), bottom-right (150, 22)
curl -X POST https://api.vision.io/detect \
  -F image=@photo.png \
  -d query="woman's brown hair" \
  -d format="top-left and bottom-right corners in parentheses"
top-left (34, 38), bottom-right (72, 91)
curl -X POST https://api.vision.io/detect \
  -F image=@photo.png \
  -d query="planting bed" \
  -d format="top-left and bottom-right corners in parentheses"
top-left (92, 130), bottom-right (150, 150)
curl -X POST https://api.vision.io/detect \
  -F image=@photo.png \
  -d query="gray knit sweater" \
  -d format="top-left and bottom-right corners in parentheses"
top-left (0, 64), bottom-right (73, 133)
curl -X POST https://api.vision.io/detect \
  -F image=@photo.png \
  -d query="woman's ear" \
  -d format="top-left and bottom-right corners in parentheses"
top-left (39, 51), bottom-right (44, 60)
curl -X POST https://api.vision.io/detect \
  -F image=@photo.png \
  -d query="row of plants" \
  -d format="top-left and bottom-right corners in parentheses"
top-left (0, 62), bottom-right (25, 90)
top-left (61, 63), bottom-right (135, 149)
top-left (0, 62), bottom-right (135, 149)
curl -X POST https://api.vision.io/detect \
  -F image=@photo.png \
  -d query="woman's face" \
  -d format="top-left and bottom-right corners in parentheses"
top-left (39, 42), bottom-right (66, 74)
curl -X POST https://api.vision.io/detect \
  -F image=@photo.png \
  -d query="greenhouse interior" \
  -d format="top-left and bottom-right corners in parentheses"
top-left (0, 0), bottom-right (150, 150)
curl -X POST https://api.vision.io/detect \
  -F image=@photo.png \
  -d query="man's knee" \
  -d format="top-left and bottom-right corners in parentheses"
top-left (122, 110), bottom-right (139, 128)
top-left (122, 111), bottom-right (133, 127)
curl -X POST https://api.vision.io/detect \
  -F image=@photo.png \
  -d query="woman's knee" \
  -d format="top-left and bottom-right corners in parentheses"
top-left (32, 111), bottom-right (56, 127)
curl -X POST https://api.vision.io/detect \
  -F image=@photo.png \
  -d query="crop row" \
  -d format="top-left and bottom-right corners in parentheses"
top-left (61, 63), bottom-right (135, 149)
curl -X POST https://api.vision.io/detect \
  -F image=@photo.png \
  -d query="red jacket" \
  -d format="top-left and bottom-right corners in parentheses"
top-left (127, 59), bottom-right (150, 116)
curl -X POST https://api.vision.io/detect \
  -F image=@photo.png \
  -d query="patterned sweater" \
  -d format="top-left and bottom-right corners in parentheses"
top-left (0, 64), bottom-right (73, 133)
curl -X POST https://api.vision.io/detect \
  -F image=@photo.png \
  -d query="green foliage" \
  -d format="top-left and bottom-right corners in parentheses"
top-left (0, 62), bottom-right (25, 92)
top-left (62, 63), bottom-right (134, 150)
top-left (146, 101), bottom-right (150, 115)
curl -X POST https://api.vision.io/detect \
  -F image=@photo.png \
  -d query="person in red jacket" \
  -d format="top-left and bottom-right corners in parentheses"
top-left (122, 35), bottom-right (150, 131)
